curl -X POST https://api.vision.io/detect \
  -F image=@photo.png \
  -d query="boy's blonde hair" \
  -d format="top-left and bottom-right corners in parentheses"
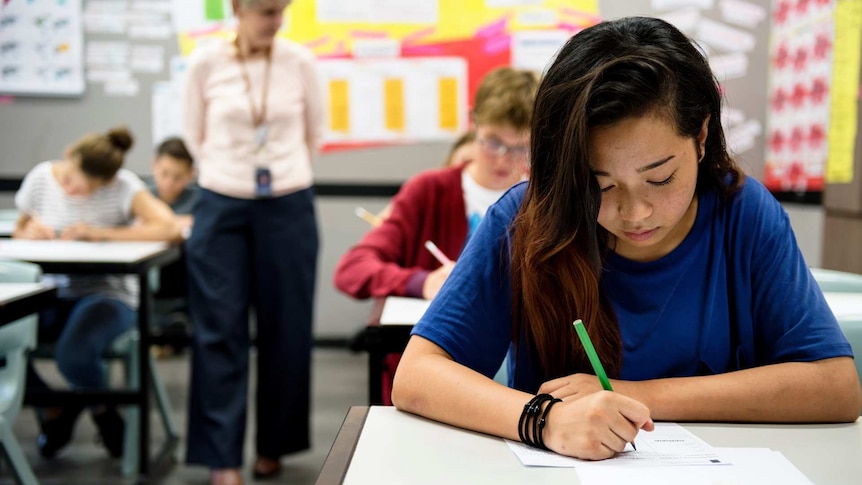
top-left (236, 0), bottom-right (291, 9)
top-left (473, 67), bottom-right (539, 130)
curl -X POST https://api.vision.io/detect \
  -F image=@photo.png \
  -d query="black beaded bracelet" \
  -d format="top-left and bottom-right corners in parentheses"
top-left (535, 396), bottom-right (562, 450)
top-left (518, 393), bottom-right (560, 450)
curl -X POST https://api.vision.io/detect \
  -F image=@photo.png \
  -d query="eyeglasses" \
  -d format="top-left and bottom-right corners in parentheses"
top-left (476, 137), bottom-right (530, 160)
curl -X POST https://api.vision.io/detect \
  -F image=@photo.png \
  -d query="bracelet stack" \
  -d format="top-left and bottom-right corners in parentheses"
top-left (517, 393), bottom-right (562, 450)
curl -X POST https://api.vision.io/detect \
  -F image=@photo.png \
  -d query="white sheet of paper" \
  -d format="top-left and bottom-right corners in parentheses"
top-left (379, 296), bottom-right (431, 325)
top-left (576, 448), bottom-right (813, 485)
top-left (506, 423), bottom-right (728, 467)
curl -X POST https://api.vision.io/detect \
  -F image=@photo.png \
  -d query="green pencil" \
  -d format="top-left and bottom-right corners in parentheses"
top-left (573, 319), bottom-right (612, 391)
top-left (573, 319), bottom-right (637, 451)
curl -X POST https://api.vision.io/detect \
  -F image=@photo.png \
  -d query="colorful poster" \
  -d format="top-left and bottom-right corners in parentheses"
top-left (825, 0), bottom-right (862, 184)
top-left (172, 0), bottom-right (600, 149)
top-left (764, 0), bottom-right (837, 192)
top-left (0, 0), bottom-right (84, 96)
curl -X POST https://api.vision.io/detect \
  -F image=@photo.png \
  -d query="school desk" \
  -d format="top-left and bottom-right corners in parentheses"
top-left (0, 283), bottom-right (55, 327)
top-left (359, 296), bottom-right (429, 405)
top-left (318, 406), bottom-right (862, 485)
top-left (0, 240), bottom-right (180, 476)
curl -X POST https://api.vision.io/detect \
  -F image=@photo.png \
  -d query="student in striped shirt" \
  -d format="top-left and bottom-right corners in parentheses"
top-left (14, 126), bottom-right (181, 459)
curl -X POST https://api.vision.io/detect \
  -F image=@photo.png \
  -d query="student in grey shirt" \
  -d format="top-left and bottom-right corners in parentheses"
top-left (14, 126), bottom-right (180, 460)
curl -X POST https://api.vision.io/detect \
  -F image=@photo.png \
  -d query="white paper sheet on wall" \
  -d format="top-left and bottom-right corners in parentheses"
top-left (0, 0), bottom-right (85, 96)
top-left (316, 0), bottom-right (438, 24)
top-left (511, 30), bottom-right (570, 75)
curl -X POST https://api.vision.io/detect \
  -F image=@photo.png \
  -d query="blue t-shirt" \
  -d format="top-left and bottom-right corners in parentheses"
top-left (412, 177), bottom-right (853, 393)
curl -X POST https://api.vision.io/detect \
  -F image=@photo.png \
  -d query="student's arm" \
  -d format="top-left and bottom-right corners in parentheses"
top-left (61, 190), bottom-right (182, 243)
top-left (13, 164), bottom-right (55, 240)
top-left (541, 357), bottom-right (860, 423)
top-left (394, 336), bottom-right (653, 460)
top-left (333, 174), bottom-right (435, 299)
top-left (13, 213), bottom-right (55, 240)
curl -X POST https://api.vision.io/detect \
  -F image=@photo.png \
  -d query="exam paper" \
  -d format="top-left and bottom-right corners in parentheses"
top-left (576, 448), bottom-right (813, 485)
top-left (505, 423), bottom-right (728, 467)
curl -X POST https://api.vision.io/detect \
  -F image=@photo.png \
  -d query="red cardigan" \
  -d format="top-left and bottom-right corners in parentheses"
top-left (334, 165), bottom-right (469, 299)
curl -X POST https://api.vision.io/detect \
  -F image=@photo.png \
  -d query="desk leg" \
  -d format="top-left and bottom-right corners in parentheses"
top-left (138, 272), bottom-right (152, 476)
top-left (368, 349), bottom-right (383, 406)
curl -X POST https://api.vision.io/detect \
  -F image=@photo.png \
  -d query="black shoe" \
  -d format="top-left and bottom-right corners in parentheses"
top-left (252, 456), bottom-right (282, 480)
top-left (91, 407), bottom-right (125, 458)
top-left (36, 405), bottom-right (83, 459)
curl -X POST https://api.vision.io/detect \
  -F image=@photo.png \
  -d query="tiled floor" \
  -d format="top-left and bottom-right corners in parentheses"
top-left (2, 348), bottom-right (368, 484)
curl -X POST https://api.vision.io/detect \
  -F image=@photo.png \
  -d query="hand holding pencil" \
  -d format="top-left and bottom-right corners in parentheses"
top-left (535, 320), bottom-right (653, 459)
top-left (421, 240), bottom-right (454, 300)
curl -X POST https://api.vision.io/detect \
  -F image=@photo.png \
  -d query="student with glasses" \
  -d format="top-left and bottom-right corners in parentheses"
top-left (334, 67), bottom-right (538, 404)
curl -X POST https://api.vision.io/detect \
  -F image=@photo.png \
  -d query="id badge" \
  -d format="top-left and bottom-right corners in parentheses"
top-left (255, 124), bottom-right (268, 152)
top-left (255, 167), bottom-right (273, 198)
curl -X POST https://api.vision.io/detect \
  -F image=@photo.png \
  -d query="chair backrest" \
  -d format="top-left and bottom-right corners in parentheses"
top-left (0, 260), bottom-right (42, 284)
top-left (811, 268), bottom-right (862, 293)
top-left (0, 260), bottom-right (42, 421)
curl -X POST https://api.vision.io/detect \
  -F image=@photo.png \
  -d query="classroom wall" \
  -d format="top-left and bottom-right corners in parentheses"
top-left (0, 0), bottom-right (827, 339)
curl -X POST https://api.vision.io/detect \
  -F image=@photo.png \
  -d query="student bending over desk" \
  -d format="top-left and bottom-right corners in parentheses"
top-left (391, 17), bottom-right (862, 461)
top-left (13, 126), bottom-right (181, 459)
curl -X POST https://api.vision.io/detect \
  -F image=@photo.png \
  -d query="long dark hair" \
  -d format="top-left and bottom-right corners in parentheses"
top-left (511, 17), bottom-right (743, 380)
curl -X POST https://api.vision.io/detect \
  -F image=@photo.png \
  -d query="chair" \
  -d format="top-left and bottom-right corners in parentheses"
top-left (30, 329), bottom-right (177, 477)
top-left (812, 268), bottom-right (862, 413)
top-left (25, 273), bottom-right (178, 477)
top-left (811, 267), bottom-right (862, 293)
top-left (0, 260), bottom-right (41, 485)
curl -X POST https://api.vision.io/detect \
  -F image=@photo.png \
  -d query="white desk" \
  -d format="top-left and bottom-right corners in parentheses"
top-left (0, 283), bottom-right (55, 327)
top-left (0, 239), bottom-right (180, 476)
top-left (379, 296), bottom-right (430, 325)
top-left (0, 220), bottom-right (14, 238)
top-left (319, 406), bottom-right (862, 485)
top-left (0, 240), bottom-right (173, 265)
top-left (824, 292), bottom-right (862, 320)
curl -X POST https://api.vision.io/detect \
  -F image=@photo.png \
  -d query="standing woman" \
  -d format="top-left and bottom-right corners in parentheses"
top-left (182, 1), bottom-right (323, 483)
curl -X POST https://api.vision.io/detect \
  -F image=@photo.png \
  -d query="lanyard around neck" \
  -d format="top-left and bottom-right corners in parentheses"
top-left (236, 40), bottom-right (272, 128)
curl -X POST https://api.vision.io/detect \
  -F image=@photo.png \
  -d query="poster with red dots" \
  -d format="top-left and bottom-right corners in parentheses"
top-left (764, 0), bottom-right (835, 192)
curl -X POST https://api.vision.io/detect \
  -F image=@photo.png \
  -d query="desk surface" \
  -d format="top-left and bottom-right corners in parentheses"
top-left (824, 292), bottom-right (862, 320)
top-left (0, 220), bottom-right (13, 238)
top-left (320, 406), bottom-right (862, 485)
top-left (0, 282), bottom-right (55, 325)
top-left (0, 283), bottom-right (51, 303)
top-left (0, 240), bottom-right (179, 274)
top-left (0, 240), bottom-right (169, 263)
top-left (378, 296), bottom-right (430, 325)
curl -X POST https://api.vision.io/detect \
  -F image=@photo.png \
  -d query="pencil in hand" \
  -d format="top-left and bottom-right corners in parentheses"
top-left (424, 240), bottom-right (452, 265)
top-left (354, 207), bottom-right (383, 227)
top-left (573, 319), bottom-right (637, 451)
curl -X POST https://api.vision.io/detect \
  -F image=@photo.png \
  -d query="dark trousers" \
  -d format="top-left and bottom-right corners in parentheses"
top-left (185, 188), bottom-right (318, 468)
